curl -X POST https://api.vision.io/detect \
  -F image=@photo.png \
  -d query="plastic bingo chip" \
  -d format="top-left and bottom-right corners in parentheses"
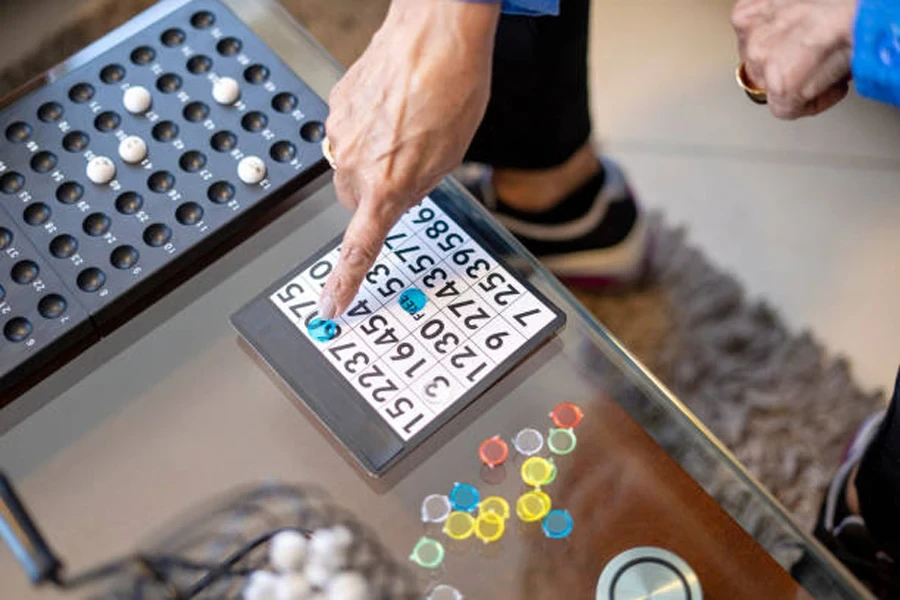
top-left (521, 456), bottom-right (555, 487)
top-left (474, 511), bottom-right (505, 544)
top-left (513, 428), bottom-right (544, 457)
top-left (307, 318), bottom-right (338, 342)
top-left (449, 483), bottom-right (480, 513)
top-left (542, 509), bottom-right (574, 539)
top-left (410, 537), bottom-right (445, 569)
top-left (443, 511), bottom-right (476, 541)
top-left (550, 402), bottom-right (584, 429)
top-left (428, 584), bottom-right (464, 600)
top-left (421, 494), bottom-right (453, 524)
top-left (397, 287), bottom-right (427, 315)
top-left (478, 435), bottom-right (509, 469)
top-left (478, 496), bottom-right (510, 521)
top-left (516, 490), bottom-right (552, 523)
top-left (547, 428), bottom-right (577, 456)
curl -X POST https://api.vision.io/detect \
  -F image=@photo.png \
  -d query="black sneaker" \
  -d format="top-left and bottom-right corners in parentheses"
top-left (809, 411), bottom-right (900, 597)
top-left (454, 156), bottom-right (651, 288)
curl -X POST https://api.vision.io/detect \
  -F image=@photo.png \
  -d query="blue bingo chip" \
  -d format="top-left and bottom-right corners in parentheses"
top-left (308, 317), bottom-right (338, 342)
top-left (398, 287), bottom-right (428, 315)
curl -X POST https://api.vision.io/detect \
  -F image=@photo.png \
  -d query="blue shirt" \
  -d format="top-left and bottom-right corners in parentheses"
top-left (501, 0), bottom-right (559, 16)
top-left (853, 0), bottom-right (900, 106)
top-left (464, 0), bottom-right (559, 16)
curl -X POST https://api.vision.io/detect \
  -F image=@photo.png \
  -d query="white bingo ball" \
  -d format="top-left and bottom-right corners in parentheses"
top-left (243, 570), bottom-right (279, 600)
top-left (308, 530), bottom-right (346, 571)
top-left (118, 135), bottom-right (147, 164)
top-left (237, 155), bottom-right (267, 185)
top-left (86, 156), bottom-right (116, 184)
top-left (270, 530), bottom-right (308, 573)
top-left (123, 86), bottom-right (152, 114)
top-left (326, 572), bottom-right (369, 600)
top-left (212, 76), bottom-right (241, 105)
top-left (304, 561), bottom-right (335, 589)
top-left (276, 573), bottom-right (313, 600)
top-left (329, 526), bottom-right (353, 551)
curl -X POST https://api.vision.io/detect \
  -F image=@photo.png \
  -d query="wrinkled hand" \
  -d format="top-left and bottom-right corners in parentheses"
top-left (317, 0), bottom-right (499, 319)
top-left (732, 0), bottom-right (857, 119)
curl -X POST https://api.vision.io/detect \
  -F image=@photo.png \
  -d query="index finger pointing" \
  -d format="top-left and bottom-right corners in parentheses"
top-left (318, 203), bottom-right (393, 320)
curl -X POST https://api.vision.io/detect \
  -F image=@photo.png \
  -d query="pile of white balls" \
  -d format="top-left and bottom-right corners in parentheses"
top-left (242, 526), bottom-right (370, 600)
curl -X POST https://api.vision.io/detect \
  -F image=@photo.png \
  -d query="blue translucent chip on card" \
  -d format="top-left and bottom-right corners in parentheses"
top-left (398, 287), bottom-right (428, 315)
top-left (308, 317), bottom-right (338, 342)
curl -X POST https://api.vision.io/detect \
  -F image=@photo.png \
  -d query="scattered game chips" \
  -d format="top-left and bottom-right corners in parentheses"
top-left (409, 537), bottom-right (445, 569)
top-left (513, 427), bottom-right (544, 456)
top-left (549, 402), bottom-right (584, 429)
top-left (449, 482), bottom-right (480, 512)
top-left (474, 512), bottom-right (505, 544)
top-left (421, 494), bottom-right (453, 524)
top-left (478, 435), bottom-right (509, 468)
top-left (541, 509), bottom-right (574, 539)
top-left (547, 428), bottom-right (577, 455)
top-left (443, 511), bottom-right (477, 541)
top-left (398, 287), bottom-right (428, 315)
top-left (307, 317), bottom-right (337, 342)
top-left (478, 496), bottom-right (510, 521)
top-left (520, 456), bottom-right (555, 487)
top-left (428, 584), bottom-right (464, 600)
top-left (516, 490), bottom-right (552, 523)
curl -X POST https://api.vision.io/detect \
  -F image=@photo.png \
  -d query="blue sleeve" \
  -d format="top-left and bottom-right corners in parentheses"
top-left (461, 0), bottom-right (559, 16)
top-left (852, 0), bottom-right (900, 106)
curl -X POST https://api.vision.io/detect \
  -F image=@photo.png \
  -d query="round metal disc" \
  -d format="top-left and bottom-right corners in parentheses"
top-left (596, 547), bottom-right (702, 600)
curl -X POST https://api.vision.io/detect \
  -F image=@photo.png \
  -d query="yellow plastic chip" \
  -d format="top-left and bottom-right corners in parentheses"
top-left (516, 490), bottom-right (552, 522)
top-left (479, 496), bottom-right (511, 520)
top-left (474, 511), bottom-right (505, 544)
top-left (521, 456), bottom-right (555, 487)
top-left (443, 511), bottom-right (476, 540)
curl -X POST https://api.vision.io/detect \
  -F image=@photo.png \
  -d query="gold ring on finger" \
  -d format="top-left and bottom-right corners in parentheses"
top-left (322, 137), bottom-right (337, 170)
top-left (736, 63), bottom-right (768, 105)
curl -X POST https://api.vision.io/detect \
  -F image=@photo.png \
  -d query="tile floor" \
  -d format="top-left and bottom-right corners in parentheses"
top-left (589, 0), bottom-right (900, 395)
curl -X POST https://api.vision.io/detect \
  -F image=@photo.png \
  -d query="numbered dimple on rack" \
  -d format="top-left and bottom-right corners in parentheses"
top-left (0, 216), bottom-right (95, 393)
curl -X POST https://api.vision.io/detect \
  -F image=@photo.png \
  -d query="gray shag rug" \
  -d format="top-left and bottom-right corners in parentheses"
top-left (0, 0), bottom-right (885, 533)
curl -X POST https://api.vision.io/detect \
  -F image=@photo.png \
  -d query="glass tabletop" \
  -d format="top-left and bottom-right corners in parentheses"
top-left (0, 1), bottom-right (872, 598)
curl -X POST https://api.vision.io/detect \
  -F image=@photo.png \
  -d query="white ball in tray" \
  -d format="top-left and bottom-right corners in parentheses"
top-left (326, 572), bottom-right (369, 600)
top-left (122, 85), bottom-right (152, 114)
top-left (243, 570), bottom-right (279, 600)
top-left (308, 527), bottom-right (350, 570)
top-left (275, 573), bottom-right (313, 600)
top-left (303, 561), bottom-right (335, 589)
top-left (212, 76), bottom-right (241, 105)
top-left (237, 156), bottom-right (267, 185)
top-left (118, 135), bottom-right (148, 164)
top-left (86, 156), bottom-right (116, 185)
top-left (270, 530), bottom-right (308, 573)
top-left (245, 525), bottom-right (369, 600)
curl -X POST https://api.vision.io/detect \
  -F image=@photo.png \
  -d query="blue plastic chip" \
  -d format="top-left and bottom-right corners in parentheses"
top-left (398, 287), bottom-right (428, 315)
top-left (308, 317), bottom-right (338, 342)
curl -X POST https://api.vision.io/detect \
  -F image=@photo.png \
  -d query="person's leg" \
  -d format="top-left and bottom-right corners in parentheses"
top-left (460, 0), bottom-right (649, 285)
top-left (855, 368), bottom-right (900, 555)
top-left (465, 0), bottom-right (593, 175)
top-left (809, 367), bottom-right (900, 596)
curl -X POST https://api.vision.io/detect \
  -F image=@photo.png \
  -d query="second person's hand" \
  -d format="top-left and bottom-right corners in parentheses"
top-left (317, 0), bottom-right (500, 320)
top-left (732, 0), bottom-right (856, 119)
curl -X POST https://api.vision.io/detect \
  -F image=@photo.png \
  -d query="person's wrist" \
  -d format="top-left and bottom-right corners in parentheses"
top-left (383, 0), bottom-right (501, 54)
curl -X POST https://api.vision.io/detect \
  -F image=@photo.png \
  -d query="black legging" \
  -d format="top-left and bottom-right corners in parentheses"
top-left (857, 367), bottom-right (900, 556)
top-left (464, 0), bottom-right (592, 170)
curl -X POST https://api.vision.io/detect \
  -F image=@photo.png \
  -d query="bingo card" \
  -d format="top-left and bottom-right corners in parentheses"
top-left (231, 189), bottom-right (565, 475)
